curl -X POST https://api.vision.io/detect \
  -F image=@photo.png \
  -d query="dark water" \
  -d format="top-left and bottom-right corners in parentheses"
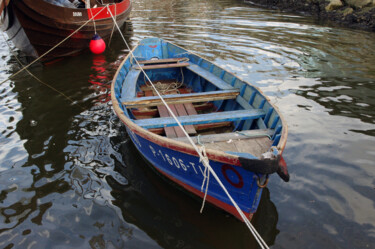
top-left (1, 0), bottom-right (375, 248)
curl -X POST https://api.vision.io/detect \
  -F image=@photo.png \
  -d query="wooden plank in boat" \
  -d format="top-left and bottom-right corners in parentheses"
top-left (203, 137), bottom-right (271, 158)
top-left (172, 129), bottom-right (274, 143)
top-left (134, 62), bottom-right (190, 70)
top-left (168, 104), bottom-right (186, 137)
top-left (146, 90), bottom-right (177, 138)
top-left (187, 64), bottom-right (235, 90)
top-left (122, 89), bottom-right (239, 108)
top-left (157, 104), bottom-right (177, 138)
top-left (149, 89), bottom-right (195, 137)
top-left (131, 102), bottom-right (213, 117)
top-left (138, 58), bottom-right (187, 65)
top-left (233, 137), bottom-right (272, 157)
top-left (134, 109), bottom-right (266, 129)
top-left (174, 103), bottom-right (197, 135)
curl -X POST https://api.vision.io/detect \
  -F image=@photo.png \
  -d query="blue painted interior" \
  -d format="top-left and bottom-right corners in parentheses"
top-left (113, 37), bottom-right (284, 145)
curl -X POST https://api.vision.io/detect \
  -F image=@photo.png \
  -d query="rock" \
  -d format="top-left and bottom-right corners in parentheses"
top-left (346, 0), bottom-right (372, 8)
top-left (326, 0), bottom-right (343, 11)
top-left (343, 7), bottom-right (354, 15)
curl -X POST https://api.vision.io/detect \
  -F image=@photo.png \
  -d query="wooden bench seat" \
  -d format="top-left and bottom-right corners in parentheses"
top-left (172, 129), bottom-right (274, 143)
top-left (133, 109), bottom-right (266, 129)
top-left (122, 89), bottom-right (240, 108)
top-left (138, 58), bottom-right (187, 65)
top-left (134, 62), bottom-right (190, 70)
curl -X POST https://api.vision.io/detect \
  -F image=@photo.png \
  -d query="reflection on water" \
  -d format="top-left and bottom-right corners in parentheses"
top-left (0, 0), bottom-right (375, 248)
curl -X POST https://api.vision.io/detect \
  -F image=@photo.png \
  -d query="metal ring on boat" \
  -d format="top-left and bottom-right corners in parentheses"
top-left (256, 175), bottom-right (269, 188)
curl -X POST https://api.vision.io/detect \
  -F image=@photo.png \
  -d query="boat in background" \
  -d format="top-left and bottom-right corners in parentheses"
top-left (111, 37), bottom-right (289, 221)
top-left (0, 0), bottom-right (131, 61)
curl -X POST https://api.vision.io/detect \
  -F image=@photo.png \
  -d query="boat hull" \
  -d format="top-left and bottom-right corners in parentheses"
top-left (124, 125), bottom-right (262, 220)
top-left (3, 0), bottom-right (131, 61)
top-left (111, 38), bottom-right (289, 221)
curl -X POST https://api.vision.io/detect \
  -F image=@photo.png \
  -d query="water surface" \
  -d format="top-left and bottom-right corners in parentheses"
top-left (0, 0), bottom-right (375, 248)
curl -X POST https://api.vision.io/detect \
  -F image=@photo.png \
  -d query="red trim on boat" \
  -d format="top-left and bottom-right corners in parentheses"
top-left (153, 164), bottom-right (253, 222)
top-left (126, 123), bottom-right (242, 166)
top-left (87, 0), bottom-right (130, 21)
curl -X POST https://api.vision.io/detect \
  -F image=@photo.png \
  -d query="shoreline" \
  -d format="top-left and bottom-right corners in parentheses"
top-left (244, 0), bottom-right (375, 32)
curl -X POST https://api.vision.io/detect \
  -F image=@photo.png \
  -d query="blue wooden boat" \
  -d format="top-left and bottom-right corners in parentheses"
top-left (111, 37), bottom-right (289, 221)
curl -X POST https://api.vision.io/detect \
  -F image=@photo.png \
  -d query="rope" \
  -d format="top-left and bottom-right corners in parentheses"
top-left (197, 135), bottom-right (210, 213)
top-left (1, 33), bottom-right (84, 110)
top-left (143, 66), bottom-right (185, 94)
top-left (89, 7), bottom-right (97, 34)
top-left (0, 5), bottom-right (109, 87)
top-left (108, 3), bottom-right (116, 47)
top-left (106, 7), bottom-right (269, 249)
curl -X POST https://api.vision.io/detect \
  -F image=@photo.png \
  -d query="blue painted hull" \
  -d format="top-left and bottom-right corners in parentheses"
top-left (126, 126), bottom-right (262, 218)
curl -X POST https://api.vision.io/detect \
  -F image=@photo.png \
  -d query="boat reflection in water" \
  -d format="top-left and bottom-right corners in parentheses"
top-left (109, 134), bottom-right (279, 248)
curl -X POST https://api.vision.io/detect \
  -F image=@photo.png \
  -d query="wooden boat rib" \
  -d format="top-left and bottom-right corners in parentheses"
top-left (111, 38), bottom-right (289, 221)
top-left (1, 0), bottom-right (131, 61)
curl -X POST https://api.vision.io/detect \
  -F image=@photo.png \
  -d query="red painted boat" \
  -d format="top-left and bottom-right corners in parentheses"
top-left (0, 0), bottom-right (131, 61)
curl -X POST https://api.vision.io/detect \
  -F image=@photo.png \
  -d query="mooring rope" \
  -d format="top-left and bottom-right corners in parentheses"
top-left (106, 6), bottom-right (269, 249)
top-left (89, 7), bottom-right (97, 34)
top-left (108, 3), bottom-right (117, 47)
top-left (197, 135), bottom-right (210, 213)
top-left (0, 5), bottom-right (110, 87)
top-left (0, 33), bottom-right (85, 109)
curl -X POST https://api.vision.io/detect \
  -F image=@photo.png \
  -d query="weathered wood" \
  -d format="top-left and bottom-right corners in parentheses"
top-left (174, 131), bottom-right (273, 158)
top-left (146, 122), bottom-right (232, 134)
top-left (138, 58), bottom-right (187, 65)
top-left (134, 62), bottom-right (190, 70)
top-left (206, 137), bottom-right (272, 158)
top-left (133, 109), bottom-right (266, 129)
top-left (122, 89), bottom-right (239, 108)
top-left (157, 104), bottom-right (177, 138)
top-left (148, 89), bottom-right (196, 137)
top-left (172, 129), bottom-right (274, 143)
top-left (174, 103), bottom-right (197, 135)
top-left (187, 64), bottom-right (235, 90)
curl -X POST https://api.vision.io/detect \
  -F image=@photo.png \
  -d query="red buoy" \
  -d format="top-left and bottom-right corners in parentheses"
top-left (89, 34), bottom-right (106, 54)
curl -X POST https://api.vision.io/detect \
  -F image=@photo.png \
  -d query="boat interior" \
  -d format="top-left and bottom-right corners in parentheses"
top-left (116, 42), bottom-right (283, 159)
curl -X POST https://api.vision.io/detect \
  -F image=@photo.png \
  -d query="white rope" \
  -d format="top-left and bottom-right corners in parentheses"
top-left (0, 33), bottom-right (84, 109)
top-left (106, 7), bottom-right (269, 249)
top-left (0, 5), bottom-right (110, 86)
top-left (197, 136), bottom-right (210, 213)
top-left (89, 8), bottom-right (97, 34)
top-left (108, 3), bottom-right (116, 47)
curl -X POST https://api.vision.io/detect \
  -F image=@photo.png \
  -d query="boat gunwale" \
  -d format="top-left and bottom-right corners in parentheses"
top-left (111, 38), bottom-right (288, 167)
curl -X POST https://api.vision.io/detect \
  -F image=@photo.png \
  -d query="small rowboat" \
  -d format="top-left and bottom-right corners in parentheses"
top-left (111, 38), bottom-right (289, 221)
top-left (0, 0), bottom-right (131, 61)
